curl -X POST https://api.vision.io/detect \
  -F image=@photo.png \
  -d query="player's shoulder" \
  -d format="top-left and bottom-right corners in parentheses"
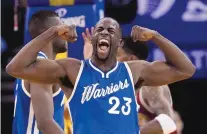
top-left (126, 60), bottom-right (149, 70)
top-left (125, 60), bottom-right (150, 84)
top-left (55, 58), bottom-right (82, 68)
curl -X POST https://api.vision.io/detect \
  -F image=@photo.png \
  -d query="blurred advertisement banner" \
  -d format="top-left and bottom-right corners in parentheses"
top-left (121, 0), bottom-right (207, 44)
top-left (148, 44), bottom-right (207, 78)
top-left (24, 4), bottom-right (104, 60)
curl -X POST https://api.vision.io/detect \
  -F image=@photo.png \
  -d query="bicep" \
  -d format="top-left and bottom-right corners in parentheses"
top-left (141, 61), bottom-right (185, 86)
top-left (30, 83), bottom-right (54, 121)
top-left (14, 59), bottom-right (66, 84)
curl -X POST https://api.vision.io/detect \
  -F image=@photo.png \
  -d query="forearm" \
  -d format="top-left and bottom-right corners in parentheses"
top-left (151, 32), bottom-right (195, 76)
top-left (38, 119), bottom-right (65, 134)
top-left (140, 119), bottom-right (163, 134)
top-left (31, 84), bottom-right (64, 134)
top-left (83, 43), bottom-right (93, 59)
top-left (140, 114), bottom-right (177, 134)
top-left (6, 27), bottom-right (57, 72)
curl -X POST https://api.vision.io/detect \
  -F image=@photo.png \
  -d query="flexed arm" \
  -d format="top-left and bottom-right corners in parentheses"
top-left (129, 26), bottom-right (196, 86)
top-left (6, 24), bottom-right (78, 84)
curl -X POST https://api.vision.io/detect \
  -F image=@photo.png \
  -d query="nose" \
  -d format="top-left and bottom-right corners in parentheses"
top-left (100, 29), bottom-right (109, 36)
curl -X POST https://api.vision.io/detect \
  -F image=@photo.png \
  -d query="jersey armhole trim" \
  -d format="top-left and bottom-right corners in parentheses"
top-left (139, 87), bottom-right (154, 113)
top-left (68, 105), bottom-right (73, 134)
top-left (22, 80), bottom-right (62, 98)
top-left (39, 51), bottom-right (48, 58)
top-left (67, 60), bottom-right (84, 104)
top-left (124, 62), bottom-right (140, 111)
top-left (22, 80), bottom-right (31, 97)
top-left (53, 88), bottom-right (62, 97)
top-left (37, 56), bottom-right (46, 59)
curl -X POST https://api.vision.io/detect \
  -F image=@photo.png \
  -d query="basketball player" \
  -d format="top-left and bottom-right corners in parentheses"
top-left (6, 18), bottom-right (195, 134)
top-left (83, 31), bottom-right (184, 134)
top-left (114, 37), bottom-right (184, 134)
top-left (11, 10), bottom-right (67, 134)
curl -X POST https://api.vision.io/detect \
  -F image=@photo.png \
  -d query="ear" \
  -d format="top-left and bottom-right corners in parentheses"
top-left (130, 55), bottom-right (138, 60)
top-left (119, 39), bottom-right (124, 47)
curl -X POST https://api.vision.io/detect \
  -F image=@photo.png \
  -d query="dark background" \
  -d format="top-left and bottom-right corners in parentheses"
top-left (1, 0), bottom-right (207, 134)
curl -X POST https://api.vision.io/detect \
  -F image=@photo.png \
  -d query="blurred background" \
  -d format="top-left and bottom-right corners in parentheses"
top-left (1, 0), bottom-right (207, 134)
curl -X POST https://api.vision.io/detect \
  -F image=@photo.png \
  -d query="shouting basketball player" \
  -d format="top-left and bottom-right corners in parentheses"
top-left (7, 18), bottom-right (195, 134)
top-left (11, 10), bottom-right (66, 134)
top-left (83, 30), bottom-right (184, 134)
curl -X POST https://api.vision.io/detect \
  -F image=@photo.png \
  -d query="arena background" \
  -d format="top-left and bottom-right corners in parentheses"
top-left (1, 0), bottom-right (207, 134)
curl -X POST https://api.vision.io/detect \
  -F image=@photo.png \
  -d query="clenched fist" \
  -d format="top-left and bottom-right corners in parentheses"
top-left (55, 24), bottom-right (78, 43)
top-left (131, 25), bottom-right (157, 42)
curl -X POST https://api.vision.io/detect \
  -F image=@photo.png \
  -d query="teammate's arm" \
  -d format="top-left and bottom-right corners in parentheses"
top-left (129, 26), bottom-right (195, 86)
top-left (6, 24), bottom-right (78, 84)
top-left (30, 83), bottom-right (65, 134)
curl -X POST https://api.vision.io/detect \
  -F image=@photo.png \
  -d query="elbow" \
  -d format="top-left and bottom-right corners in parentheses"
top-left (183, 64), bottom-right (196, 79)
top-left (6, 63), bottom-right (16, 76)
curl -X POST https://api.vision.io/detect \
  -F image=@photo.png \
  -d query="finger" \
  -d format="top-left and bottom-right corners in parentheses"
top-left (131, 26), bottom-right (137, 41)
top-left (69, 37), bottom-right (77, 43)
top-left (82, 32), bottom-right (87, 40)
top-left (141, 34), bottom-right (145, 39)
top-left (132, 30), bottom-right (138, 42)
top-left (74, 28), bottom-right (78, 39)
top-left (71, 25), bottom-right (78, 39)
top-left (131, 31), bottom-right (136, 42)
top-left (86, 28), bottom-right (91, 39)
top-left (91, 27), bottom-right (94, 35)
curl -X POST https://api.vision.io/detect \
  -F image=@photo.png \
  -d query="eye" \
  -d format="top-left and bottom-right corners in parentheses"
top-left (96, 27), bottom-right (104, 32)
top-left (108, 28), bottom-right (115, 34)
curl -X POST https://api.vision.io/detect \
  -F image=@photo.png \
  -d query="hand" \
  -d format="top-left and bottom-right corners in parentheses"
top-left (82, 27), bottom-right (94, 59)
top-left (56, 24), bottom-right (78, 43)
top-left (82, 27), bottom-right (94, 45)
top-left (131, 25), bottom-right (157, 42)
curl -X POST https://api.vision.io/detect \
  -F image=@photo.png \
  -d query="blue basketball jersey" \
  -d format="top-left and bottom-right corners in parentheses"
top-left (12, 52), bottom-right (65, 134)
top-left (68, 59), bottom-right (140, 134)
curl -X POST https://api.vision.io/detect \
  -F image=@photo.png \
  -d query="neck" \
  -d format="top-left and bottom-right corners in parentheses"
top-left (91, 56), bottom-right (117, 73)
top-left (41, 43), bottom-right (57, 60)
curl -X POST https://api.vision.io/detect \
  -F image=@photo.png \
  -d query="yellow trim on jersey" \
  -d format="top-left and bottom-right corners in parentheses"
top-left (55, 52), bottom-right (67, 59)
top-left (55, 52), bottom-right (72, 133)
top-left (64, 96), bottom-right (72, 134)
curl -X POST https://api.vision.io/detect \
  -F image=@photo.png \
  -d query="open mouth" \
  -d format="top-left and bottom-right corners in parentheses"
top-left (98, 39), bottom-right (110, 51)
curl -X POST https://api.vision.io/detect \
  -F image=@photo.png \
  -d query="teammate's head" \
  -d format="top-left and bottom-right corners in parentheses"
top-left (117, 37), bottom-right (148, 61)
top-left (91, 17), bottom-right (123, 61)
top-left (28, 10), bottom-right (67, 53)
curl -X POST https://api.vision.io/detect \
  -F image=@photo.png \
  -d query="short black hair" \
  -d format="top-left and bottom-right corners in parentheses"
top-left (122, 37), bottom-right (149, 60)
top-left (28, 10), bottom-right (59, 38)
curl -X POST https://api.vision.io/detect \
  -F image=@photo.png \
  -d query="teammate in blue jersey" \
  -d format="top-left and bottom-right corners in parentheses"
top-left (11, 10), bottom-right (67, 134)
top-left (7, 17), bottom-right (195, 134)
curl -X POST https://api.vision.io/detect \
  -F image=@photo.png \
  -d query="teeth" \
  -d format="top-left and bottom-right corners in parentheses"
top-left (100, 39), bottom-right (109, 44)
